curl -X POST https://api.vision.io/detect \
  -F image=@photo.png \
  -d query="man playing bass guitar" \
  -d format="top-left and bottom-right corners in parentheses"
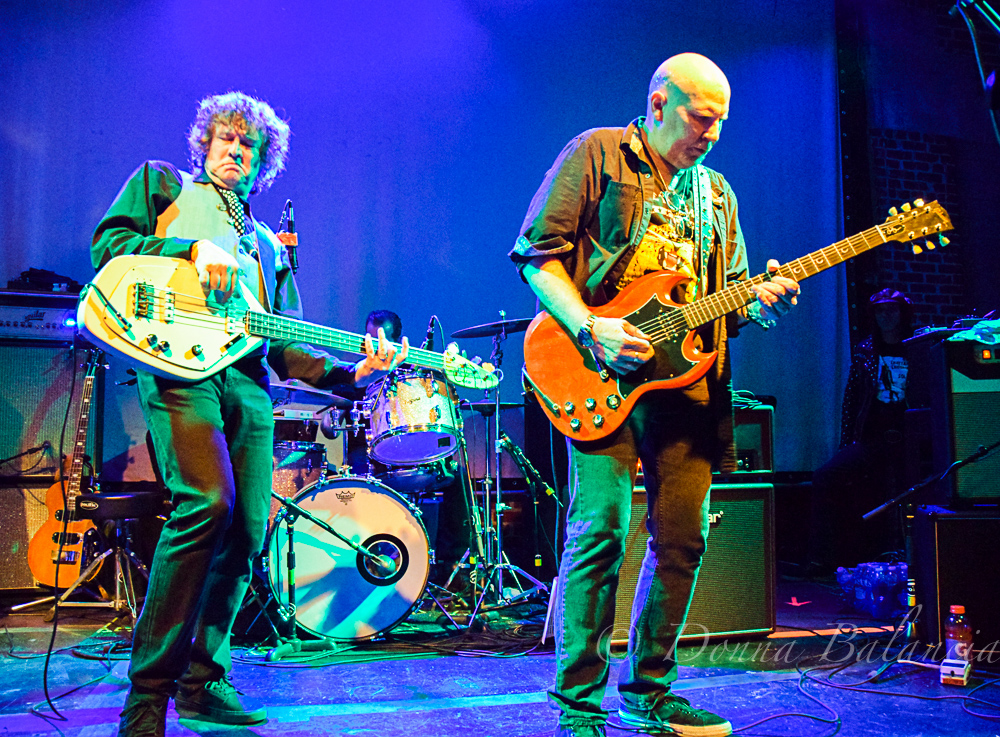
top-left (510, 54), bottom-right (799, 737)
top-left (93, 92), bottom-right (407, 737)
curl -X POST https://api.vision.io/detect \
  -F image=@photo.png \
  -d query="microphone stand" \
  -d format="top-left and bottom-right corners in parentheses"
top-left (863, 436), bottom-right (1000, 641)
top-left (264, 489), bottom-right (396, 661)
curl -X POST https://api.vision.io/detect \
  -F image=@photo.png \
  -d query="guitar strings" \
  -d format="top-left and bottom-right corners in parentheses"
top-left (135, 286), bottom-right (454, 371)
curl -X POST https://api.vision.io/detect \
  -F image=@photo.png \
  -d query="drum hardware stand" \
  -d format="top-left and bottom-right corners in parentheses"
top-left (461, 312), bottom-right (549, 627)
top-left (264, 489), bottom-right (396, 661)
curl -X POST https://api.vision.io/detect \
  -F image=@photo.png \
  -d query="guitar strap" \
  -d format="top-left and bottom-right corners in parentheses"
top-left (693, 164), bottom-right (714, 296)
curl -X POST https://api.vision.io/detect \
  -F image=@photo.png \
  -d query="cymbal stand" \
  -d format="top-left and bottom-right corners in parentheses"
top-left (465, 313), bottom-right (549, 627)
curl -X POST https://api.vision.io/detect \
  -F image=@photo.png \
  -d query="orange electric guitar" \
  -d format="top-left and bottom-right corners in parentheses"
top-left (523, 200), bottom-right (953, 442)
top-left (27, 353), bottom-right (103, 589)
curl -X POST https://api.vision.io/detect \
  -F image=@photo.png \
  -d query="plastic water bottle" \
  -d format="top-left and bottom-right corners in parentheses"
top-left (944, 605), bottom-right (973, 661)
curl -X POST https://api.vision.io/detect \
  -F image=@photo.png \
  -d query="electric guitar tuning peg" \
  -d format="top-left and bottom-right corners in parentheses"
top-left (939, 234), bottom-right (950, 247)
top-left (925, 240), bottom-right (935, 250)
top-left (889, 206), bottom-right (899, 217)
top-left (901, 202), bottom-right (912, 212)
top-left (912, 243), bottom-right (923, 255)
top-left (913, 198), bottom-right (925, 207)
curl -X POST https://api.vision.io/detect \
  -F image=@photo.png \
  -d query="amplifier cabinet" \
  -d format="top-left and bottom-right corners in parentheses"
top-left (914, 505), bottom-right (1000, 653)
top-left (928, 340), bottom-right (1000, 504)
top-left (0, 477), bottom-right (51, 590)
top-left (613, 481), bottom-right (775, 645)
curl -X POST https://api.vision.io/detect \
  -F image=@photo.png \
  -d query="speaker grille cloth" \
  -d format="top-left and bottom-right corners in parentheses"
top-left (0, 345), bottom-right (88, 477)
top-left (952, 392), bottom-right (1000, 499)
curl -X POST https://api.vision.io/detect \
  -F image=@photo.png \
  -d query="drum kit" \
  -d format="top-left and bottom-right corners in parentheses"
top-left (259, 312), bottom-right (552, 649)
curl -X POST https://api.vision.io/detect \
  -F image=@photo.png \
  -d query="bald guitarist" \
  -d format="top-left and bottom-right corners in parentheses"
top-left (510, 54), bottom-right (798, 737)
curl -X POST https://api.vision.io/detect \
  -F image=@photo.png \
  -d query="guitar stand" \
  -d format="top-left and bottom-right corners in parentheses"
top-left (12, 519), bottom-right (149, 622)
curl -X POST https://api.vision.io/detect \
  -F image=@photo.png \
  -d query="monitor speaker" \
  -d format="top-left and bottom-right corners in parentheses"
top-left (613, 480), bottom-right (775, 645)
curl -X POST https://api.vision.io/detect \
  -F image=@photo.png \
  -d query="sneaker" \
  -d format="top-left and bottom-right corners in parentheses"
top-left (117, 690), bottom-right (167, 737)
top-left (554, 723), bottom-right (606, 737)
top-left (175, 675), bottom-right (267, 725)
top-left (618, 694), bottom-right (732, 736)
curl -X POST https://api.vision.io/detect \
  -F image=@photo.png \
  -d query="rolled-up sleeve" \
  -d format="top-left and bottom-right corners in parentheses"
top-left (509, 133), bottom-right (602, 278)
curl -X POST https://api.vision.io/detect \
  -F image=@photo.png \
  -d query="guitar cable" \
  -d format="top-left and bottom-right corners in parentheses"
top-left (37, 340), bottom-right (83, 722)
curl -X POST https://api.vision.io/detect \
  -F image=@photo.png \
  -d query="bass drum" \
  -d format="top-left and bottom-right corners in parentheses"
top-left (265, 476), bottom-right (430, 641)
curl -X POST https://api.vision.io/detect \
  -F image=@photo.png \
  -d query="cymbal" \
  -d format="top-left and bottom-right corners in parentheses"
top-left (451, 317), bottom-right (533, 339)
top-left (460, 400), bottom-right (525, 414)
top-left (270, 379), bottom-right (355, 410)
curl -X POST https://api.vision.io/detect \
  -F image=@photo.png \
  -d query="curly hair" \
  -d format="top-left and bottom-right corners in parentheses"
top-left (187, 92), bottom-right (290, 194)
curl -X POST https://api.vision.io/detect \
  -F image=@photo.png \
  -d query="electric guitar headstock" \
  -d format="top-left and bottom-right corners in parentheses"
top-left (878, 199), bottom-right (953, 254)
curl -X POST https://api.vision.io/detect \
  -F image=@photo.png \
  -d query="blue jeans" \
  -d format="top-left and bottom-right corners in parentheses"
top-left (551, 385), bottom-right (715, 726)
top-left (129, 358), bottom-right (274, 695)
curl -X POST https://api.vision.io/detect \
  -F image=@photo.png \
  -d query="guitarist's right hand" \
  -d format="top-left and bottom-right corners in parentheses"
top-left (591, 317), bottom-right (653, 374)
top-left (192, 240), bottom-right (240, 298)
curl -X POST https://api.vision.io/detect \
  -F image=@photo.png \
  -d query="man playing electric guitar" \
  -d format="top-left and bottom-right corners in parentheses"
top-left (93, 92), bottom-right (407, 737)
top-left (510, 54), bottom-right (799, 737)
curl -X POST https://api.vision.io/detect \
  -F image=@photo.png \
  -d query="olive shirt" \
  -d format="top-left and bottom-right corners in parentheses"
top-left (510, 118), bottom-right (770, 471)
top-left (91, 160), bottom-right (355, 388)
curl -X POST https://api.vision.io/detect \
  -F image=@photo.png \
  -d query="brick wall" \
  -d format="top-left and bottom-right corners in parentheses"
top-left (868, 129), bottom-right (963, 329)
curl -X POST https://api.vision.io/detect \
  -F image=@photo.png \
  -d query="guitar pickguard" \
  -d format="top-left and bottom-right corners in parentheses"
top-left (613, 296), bottom-right (702, 403)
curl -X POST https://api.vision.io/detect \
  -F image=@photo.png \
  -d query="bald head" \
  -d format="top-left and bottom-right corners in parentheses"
top-left (644, 53), bottom-right (731, 174)
top-left (647, 53), bottom-right (730, 112)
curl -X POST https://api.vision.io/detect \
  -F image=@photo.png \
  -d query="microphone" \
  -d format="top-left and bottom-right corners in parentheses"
top-left (499, 431), bottom-right (556, 498)
top-left (421, 315), bottom-right (437, 351)
top-left (277, 199), bottom-right (299, 273)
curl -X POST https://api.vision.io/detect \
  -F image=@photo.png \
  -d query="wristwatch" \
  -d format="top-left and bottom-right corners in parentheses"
top-left (576, 314), bottom-right (597, 348)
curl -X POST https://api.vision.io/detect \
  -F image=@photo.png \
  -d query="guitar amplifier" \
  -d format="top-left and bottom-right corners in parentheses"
top-left (612, 480), bottom-right (775, 645)
top-left (0, 477), bottom-right (50, 590)
top-left (0, 299), bottom-right (97, 478)
top-left (927, 339), bottom-right (1000, 504)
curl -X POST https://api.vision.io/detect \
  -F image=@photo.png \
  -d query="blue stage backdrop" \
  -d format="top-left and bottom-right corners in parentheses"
top-left (0, 0), bottom-right (843, 472)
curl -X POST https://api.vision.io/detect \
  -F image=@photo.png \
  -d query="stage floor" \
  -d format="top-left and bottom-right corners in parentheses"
top-left (2, 575), bottom-right (999, 737)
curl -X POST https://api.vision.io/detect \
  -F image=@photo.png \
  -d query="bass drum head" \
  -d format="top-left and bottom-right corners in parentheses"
top-left (266, 477), bottom-right (430, 641)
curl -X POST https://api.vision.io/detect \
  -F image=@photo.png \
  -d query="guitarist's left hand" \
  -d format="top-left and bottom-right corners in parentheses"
top-left (751, 259), bottom-right (800, 321)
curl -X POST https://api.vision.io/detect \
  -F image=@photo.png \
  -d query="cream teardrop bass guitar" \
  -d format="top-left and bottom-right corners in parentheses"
top-left (77, 256), bottom-right (498, 390)
top-left (522, 200), bottom-right (952, 442)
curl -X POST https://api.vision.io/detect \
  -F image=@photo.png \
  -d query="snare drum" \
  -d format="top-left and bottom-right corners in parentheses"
top-left (265, 476), bottom-right (430, 640)
top-left (366, 370), bottom-right (460, 465)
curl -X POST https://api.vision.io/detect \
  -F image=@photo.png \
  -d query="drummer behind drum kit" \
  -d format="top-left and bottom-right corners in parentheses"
top-left (259, 314), bottom-right (553, 647)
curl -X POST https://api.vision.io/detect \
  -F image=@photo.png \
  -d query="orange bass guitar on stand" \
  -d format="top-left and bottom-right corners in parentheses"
top-left (522, 200), bottom-right (953, 442)
top-left (27, 352), bottom-right (103, 589)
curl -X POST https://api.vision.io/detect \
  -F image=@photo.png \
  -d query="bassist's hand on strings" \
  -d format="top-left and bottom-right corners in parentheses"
top-left (751, 259), bottom-right (800, 321)
top-left (591, 317), bottom-right (654, 374)
top-left (192, 240), bottom-right (240, 299)
top-left (355, 327), bottom-right (410, 387)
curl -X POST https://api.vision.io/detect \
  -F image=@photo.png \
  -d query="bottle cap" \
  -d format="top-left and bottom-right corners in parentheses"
top-left (950, 605), bottom-right (965, 614)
